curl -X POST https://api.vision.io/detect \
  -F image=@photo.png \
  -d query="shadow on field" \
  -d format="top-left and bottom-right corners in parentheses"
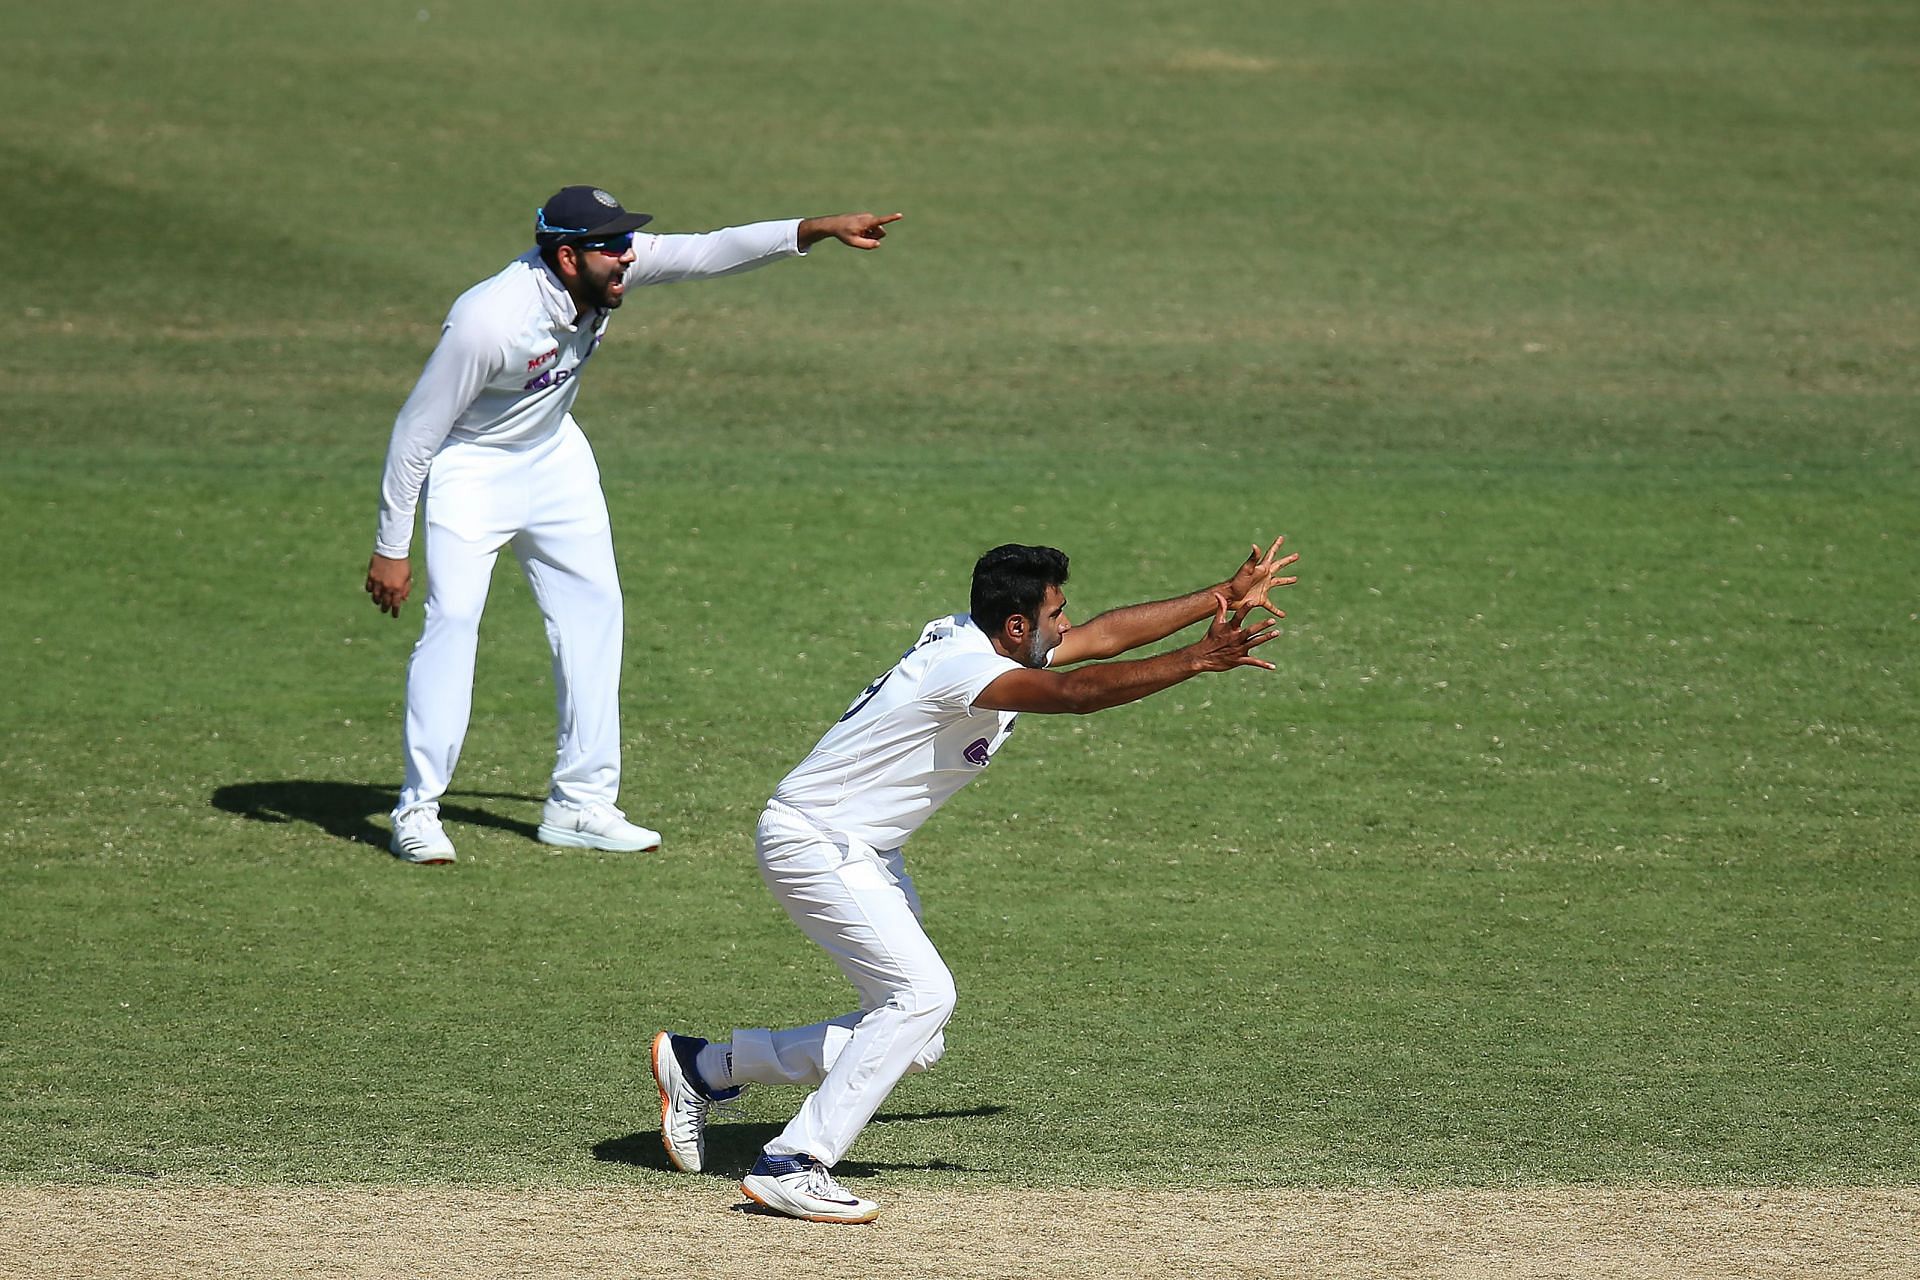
top-left (594, 1106), bottom-right (1007, 1176)
top-left (210, 779), bottom-right (540, 848)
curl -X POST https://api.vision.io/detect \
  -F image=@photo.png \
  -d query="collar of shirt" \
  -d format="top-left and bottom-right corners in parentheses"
top-left (531, 251), bottom-right (589, 331)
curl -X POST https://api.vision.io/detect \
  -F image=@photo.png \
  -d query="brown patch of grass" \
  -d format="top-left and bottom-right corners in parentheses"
top-left (1161, 49), bottom-right (1281, 75)
top-left (3, 1184), bottom-right (1916, 1279)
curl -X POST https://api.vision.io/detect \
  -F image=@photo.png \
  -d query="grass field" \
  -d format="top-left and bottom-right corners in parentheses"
top-left (3, 0), bottom-right (1917, 1257)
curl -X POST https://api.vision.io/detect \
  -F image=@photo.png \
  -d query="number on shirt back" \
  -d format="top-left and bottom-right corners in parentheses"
top-left (835, 630), bottom-right (947, 723)
top-left (837, 669), bottom-right (895, 723)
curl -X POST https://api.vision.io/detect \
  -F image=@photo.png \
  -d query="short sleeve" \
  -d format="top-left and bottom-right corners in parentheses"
top-left (923, 648), bottom-right (1021, 713)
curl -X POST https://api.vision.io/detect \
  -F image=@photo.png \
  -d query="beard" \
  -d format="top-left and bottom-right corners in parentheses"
top-left (580, 259), bottom-right (626, 310)
top-left (1023, 628), bottom-right (1051, 668)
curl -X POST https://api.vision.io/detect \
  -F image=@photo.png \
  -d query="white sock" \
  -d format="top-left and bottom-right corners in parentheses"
top-left (697, 1042), bottom-right (736, 1092)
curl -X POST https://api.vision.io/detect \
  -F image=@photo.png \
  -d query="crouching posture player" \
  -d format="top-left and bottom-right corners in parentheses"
top-left (649, 537), bottom-right (1297, 1222)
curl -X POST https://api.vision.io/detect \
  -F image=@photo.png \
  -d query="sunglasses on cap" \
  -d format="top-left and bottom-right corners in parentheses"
top-left (567, 232), bottom-right (633, 256)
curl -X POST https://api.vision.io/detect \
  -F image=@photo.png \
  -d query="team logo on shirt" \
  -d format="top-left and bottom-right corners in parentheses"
top-left (964, 737), bottom-right (991, 766)
top-left (524, 366), bottom-right (572, 392)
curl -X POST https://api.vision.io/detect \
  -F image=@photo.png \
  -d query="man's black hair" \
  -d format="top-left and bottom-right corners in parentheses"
top-left (970, 544), bottom-right (1069, 634)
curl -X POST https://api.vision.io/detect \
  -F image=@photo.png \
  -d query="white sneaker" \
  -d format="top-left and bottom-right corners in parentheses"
top-left (741, 1153), bottom-right (879, 1224)
top-left (390, 806), bottom-right (456, 864)
top-left (650, 1031), bottom-right (742, 1173)
top-left (537, 801), bottom-right (661, 852)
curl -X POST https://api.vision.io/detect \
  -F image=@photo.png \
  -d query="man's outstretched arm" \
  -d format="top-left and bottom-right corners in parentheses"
top-left (625, 212), bottom-right (901, 287)
top-left (1049, 535), bottom-right (1297, 665)
top-left (797, 212), bottom-right (902, 249)
top-left (975, 596), bottom-right (1277, 715)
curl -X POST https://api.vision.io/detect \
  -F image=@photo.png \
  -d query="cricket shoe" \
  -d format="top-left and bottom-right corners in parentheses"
top-left (390, 806), bottom-right (456, 865)
top-left (650, 1031), bottom-right (743, 1173)
top-left (741, 1153), bottom-right (879, 1224)
top-left (537, 800), bottom-right (661, 852)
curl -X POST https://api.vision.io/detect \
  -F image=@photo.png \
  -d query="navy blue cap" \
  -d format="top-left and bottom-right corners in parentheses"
top-left (535, 186), bottom-right (654, 245)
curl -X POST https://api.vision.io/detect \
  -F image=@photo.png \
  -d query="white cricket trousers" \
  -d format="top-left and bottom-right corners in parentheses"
top-left (731, 802), bottom-right (957, 1167)
top-left (394, 418), bottom-right (623, 816)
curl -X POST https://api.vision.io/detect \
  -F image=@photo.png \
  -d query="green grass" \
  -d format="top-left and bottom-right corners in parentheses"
top-left (1, 0), bottom-right (1915, 1190)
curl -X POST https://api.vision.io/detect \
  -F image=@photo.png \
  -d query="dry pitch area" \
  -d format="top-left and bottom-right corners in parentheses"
top-left (4, 1185), bottom-right (1915, 1279)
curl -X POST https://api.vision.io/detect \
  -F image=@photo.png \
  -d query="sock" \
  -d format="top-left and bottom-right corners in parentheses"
top-left (696, 1042), bottom-right (735, 1093)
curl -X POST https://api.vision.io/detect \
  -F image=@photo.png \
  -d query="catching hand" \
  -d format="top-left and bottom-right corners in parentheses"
top-left (1225, 534), bottom-right (1299, 619)
top-left (1191, 593), bottom-right (1279, 673)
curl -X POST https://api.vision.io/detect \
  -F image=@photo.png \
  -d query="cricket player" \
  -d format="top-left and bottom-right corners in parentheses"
top-left (364, 186), bottom-right (901, 864)
top-left (651, 537), bottom-right (1298, 1222)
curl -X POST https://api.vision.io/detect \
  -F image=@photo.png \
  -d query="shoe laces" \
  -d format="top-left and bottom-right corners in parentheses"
top-left (710, 1084), bottom-right (748, 1120)
top-left (803, 1161), bottom-right (854, 1200)
top-left (676, 1079), bottom-right (744, 1127)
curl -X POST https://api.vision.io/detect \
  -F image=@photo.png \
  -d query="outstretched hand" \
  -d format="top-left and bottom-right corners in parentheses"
top-left (1191, 593), bottom-right (1280, 673)
top-left (798, 211), bottom-right (903, 250)
top-left (1225, 534), bottom-right (1299, 619)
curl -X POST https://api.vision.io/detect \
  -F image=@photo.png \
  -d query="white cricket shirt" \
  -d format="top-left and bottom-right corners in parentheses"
top-left (773, 614), bottom-right (1038, 851)
top-left (373, 220), bottom-right (804, 557)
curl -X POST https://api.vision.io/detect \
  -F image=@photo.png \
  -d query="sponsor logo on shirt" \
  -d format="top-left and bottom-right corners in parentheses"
top-left (523, 366), bottom-right (573, 392)
top-left (964, 737), bottom-right (991, 767)
top-left (527, 347), bottom-right (559, 371)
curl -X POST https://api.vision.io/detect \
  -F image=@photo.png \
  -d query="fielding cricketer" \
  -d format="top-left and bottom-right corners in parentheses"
top-left (364, 186), bottom-right (901, 864)
top-left (652, 537), bottom-right (1298, 1222)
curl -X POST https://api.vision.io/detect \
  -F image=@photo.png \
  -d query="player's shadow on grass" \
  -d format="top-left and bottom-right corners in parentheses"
top-left (211, 779), bottom-right (540, 849)
top-left (593, 1105), bottom-right (1007, 1176)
